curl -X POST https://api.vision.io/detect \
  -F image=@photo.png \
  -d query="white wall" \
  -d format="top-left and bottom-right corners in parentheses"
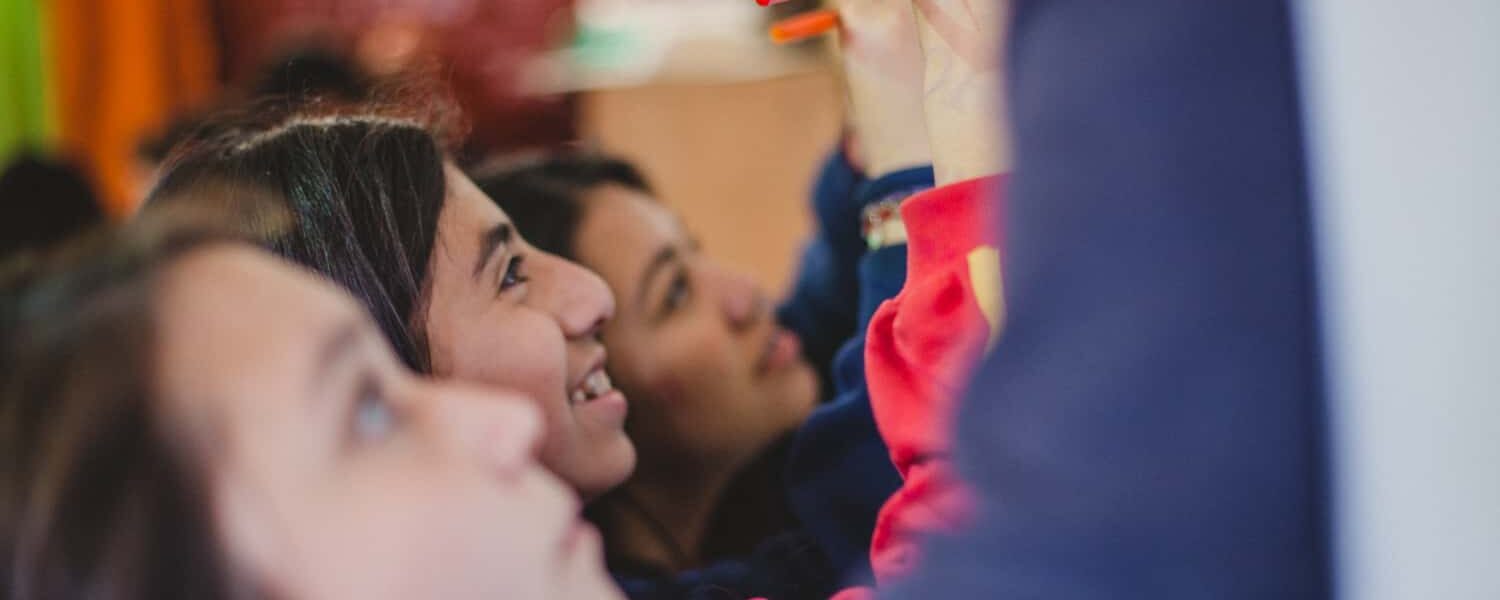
top-left (1293, 2), bottom-right (1500, 599)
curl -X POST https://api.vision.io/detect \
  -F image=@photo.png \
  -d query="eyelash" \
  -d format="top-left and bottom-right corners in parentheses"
top-left (500, 255), bottom-right (530, 292)
top-left (351, 377), bottom-right (400, 443)
top-left (662, 269), bottom-right (690, 315)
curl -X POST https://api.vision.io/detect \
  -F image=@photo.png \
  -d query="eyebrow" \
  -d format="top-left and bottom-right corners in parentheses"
top-left (635, 245), bottom-right (679, 310)
top-left (473, 223), bottom-right (513, 280)
top-left (307, 320), bottom-right (364, 398)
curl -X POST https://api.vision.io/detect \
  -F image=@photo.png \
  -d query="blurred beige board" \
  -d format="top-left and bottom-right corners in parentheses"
top-left (581, 69), bottom-right (844, 294)
top-left (524, 0), bottom-right (826, 92)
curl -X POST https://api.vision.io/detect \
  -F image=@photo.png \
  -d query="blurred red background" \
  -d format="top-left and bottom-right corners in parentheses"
top-left (215, 0), bottom-right (578, 154)
top-left (33, 0), bottom-right (840, 292)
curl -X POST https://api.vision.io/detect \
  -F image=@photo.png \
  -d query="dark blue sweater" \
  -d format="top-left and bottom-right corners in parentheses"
top-left (613, 151), bottom-right (933, 598)
top-left (883, 1), bottom-right (1330, 597)
top-left (779, 153), bottom-right (935, 585)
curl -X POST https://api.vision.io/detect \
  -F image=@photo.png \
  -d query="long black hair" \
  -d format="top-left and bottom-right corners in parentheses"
top-left (136, 44), bottom-right (376, 167)
top-left (1, 214), bottom-right (270, 599)
top-left (147, 101), bottom-right (454, 373)
top-left (470, 151), bottom-right (653, 262)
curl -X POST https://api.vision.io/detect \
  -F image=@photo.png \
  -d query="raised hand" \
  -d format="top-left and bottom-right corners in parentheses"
top-left (760, 0), bottom-right (1011, 184)
top-left (832, 0), bottom-right (934, 178)
top-left (912, 0), bottom-right (1002, 70)
top-left (911, 0), bottom-right (1011, 184)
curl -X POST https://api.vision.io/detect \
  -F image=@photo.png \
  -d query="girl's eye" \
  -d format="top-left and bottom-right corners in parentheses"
top-left (500, 255), bottom-right (530, 292)
top-left (352, 381), bottom-right (398, 442)
top-left (661, 270), bottom-right (690, 315)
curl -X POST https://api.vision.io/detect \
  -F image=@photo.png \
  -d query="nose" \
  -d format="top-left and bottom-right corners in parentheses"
top-left (532, 251), bottom-right (616, 340)
top-left (426, 382), bottom-right (544, 478)
top-left (713, 265), bottom-right (765, 332)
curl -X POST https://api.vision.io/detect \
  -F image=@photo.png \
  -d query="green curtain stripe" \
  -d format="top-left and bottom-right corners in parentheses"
top-left (0, 0), bottom-right (54, 163)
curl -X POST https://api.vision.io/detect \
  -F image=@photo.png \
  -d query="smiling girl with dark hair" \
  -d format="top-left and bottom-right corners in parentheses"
top-left (147, 101), bottom-right (637, 501)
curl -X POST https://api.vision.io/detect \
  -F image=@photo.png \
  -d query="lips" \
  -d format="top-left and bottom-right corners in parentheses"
top-left (569, 357), bottom-right (616, 406)
top-left (756, 327), bottom-right (803, 375)
top-left (565, 349), bottom-right (629, 425)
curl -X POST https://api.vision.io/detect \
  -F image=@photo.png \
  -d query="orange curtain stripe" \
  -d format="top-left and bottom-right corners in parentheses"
top-left (47, 0), bottom-right (219, 217)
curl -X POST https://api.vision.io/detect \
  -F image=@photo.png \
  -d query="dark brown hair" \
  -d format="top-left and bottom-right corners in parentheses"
top-left (470, 151), bottom-right (652, 262)
top-left (0, 214), bottom-right (269, 599)
top-left (147, 99), bottom-right (458, 373)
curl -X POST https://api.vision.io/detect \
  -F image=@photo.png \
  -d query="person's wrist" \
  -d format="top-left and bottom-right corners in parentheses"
top-left (838, 1), bottom-right (930, 179)
top-left (863, 145), bottom-right (934, 181)
top-left (847, 88), bottom-right (932, 178)
top-left (909, 0), bottom-right (1011, 183)
top-left (842, 130), bottom-right (867, 174)
top-left (921, 67), bottom-right (1009, 184)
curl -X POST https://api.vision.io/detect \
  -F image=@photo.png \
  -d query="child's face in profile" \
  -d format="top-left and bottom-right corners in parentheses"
top-left (153, 245), bottom-right (623, 600)
top-left (422, 165), bottom-right (637, 500)
top-left (570, 184), bottom-right (819, 473)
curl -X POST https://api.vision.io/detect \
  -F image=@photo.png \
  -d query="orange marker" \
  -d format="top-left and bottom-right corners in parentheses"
top-left (769, 9), bottom-right (841, 44)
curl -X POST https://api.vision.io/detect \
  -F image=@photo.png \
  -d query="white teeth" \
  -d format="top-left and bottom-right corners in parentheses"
top-left (571, 370), bottom-right (613, 404)
top-left (584, 370), bottom-right (612, 398)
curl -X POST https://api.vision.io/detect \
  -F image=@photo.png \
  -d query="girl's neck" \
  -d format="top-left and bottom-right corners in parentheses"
top-left (597, 462), bottom-right (738, 573)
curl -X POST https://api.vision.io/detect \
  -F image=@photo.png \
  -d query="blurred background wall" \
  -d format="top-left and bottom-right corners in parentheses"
top-left (1, 0), bottom-right (838, 293)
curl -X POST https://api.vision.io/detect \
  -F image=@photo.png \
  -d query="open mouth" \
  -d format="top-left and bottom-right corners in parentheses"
top-left (569, 365), bottom-right (616, 405)
top-left (563, 349), bottom-right (628, 424)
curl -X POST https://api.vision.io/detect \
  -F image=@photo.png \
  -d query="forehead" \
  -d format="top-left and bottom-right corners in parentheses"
top-left (438, 164), bottom-right (508, 244)
top-left (153, 245), bottom-right (361, 445)
top-left (574, 186), bottom-right (684, 290)
top-left (426, 164), bottom-right (512, 323)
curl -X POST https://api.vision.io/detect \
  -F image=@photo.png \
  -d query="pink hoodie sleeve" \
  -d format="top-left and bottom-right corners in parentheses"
top-left (862, 175), bottom-right (1006, 585)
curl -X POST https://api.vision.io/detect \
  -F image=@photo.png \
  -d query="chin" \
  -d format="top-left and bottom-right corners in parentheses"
top-left (582, 434), bottom-right (637, 500)
top-left (769, 360), bottom-right (820, 418)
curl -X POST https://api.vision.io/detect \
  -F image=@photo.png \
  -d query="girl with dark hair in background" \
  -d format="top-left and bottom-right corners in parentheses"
top-left (477, 154), bottom-right (844, 599)
top-left (0, 213), bottom-right (624, 599)
top-left (471, 2), bottom-right (944, 594)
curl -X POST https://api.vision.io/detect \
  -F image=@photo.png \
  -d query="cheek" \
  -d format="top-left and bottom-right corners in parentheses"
top-left (286, 459), bottom-right (562, 599)
top-left (623, 328), bottom-right (757, 450)
top-left (443, 314), bottom-right (583, 481)
top-left (633, 325), bottom-right (744, 408)
top-left (445, 313), bottom-right (569, 406)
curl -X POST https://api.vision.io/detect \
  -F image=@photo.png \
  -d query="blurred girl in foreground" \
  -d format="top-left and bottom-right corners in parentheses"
top-left (0, 214), bottom-right (624, 599)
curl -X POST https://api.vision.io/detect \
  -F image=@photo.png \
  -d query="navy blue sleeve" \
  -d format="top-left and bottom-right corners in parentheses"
top-left (884, 1), bottom-right (1329, 598)
top-left (614, 562), bottom-right (751, 600)
top-left (613, 532), bottom-right (838, 600)
top-left (783, 166), bottom-right (935, 584)
top-left (776, 149), bottom-right (866, 395)
top-left (776, 148), bottom-right (937, 396)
